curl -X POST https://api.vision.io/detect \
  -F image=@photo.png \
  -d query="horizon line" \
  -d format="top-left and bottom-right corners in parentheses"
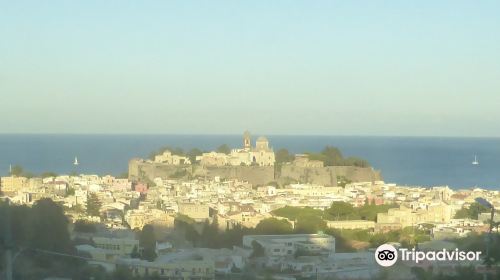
top-left (0, 132), bottom-right (499, 139)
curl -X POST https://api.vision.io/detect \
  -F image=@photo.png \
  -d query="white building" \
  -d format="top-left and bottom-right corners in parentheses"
top-left (243, 234), bottom-right (335, 258)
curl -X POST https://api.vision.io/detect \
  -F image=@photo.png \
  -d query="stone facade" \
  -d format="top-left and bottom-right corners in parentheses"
top-left (178, 203), bottom-right (210, 221)
top-left (377, 203), bottom-right (453, 228)
top-left (129, 158), bottom-right (381, 187)
top-left (293, 154), bottom-right (324, 168)
top-left (154, 150), bottom-right (191, 165)
top-left (279, 165), bottom-right (382, 186)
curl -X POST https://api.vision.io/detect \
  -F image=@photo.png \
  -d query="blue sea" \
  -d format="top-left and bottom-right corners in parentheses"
top-left (0, 134), bottom-right (499, 189)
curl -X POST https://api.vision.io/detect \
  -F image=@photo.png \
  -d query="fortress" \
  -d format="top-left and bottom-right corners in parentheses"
top-left (129, 132), bottom-right (381, 186)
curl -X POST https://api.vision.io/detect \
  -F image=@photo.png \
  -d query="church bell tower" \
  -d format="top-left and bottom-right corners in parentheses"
top-left (243, 131), bottom-right (251, 150)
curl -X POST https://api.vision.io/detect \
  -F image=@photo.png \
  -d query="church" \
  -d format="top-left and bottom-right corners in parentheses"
top-left (230, 131), bottom-right (276, 166)
top-left (198, 131), bottom-right (275, 167)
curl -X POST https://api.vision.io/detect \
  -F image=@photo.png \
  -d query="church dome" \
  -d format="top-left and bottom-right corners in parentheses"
top-left (256, 136), bottom-right (268, 142)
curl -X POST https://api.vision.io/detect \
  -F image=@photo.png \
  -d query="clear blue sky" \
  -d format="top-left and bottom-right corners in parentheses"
top-left (1, 1), bottom-right (499, 136)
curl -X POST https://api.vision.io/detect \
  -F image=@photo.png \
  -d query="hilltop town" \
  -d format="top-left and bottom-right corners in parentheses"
top-left (129, 131), bottom-right (381, 187)
top-left (1, 133), bottom-right (498, 279)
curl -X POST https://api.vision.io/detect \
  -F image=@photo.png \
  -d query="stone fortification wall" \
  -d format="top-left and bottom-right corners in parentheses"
top-left (129, 159), bottom-right (381, 187)
top-left (129, 159), bottom-right (191, 181)
top-left (279, 165), bottom-right (381, 186)
top-left (193, 165), bottom-right (275, 186)
top-left (129, 159), bottom-right (274, 186)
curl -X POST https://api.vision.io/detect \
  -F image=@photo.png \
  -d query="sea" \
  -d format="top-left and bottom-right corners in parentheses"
top-left (0, 134), bottom-right (499, 190)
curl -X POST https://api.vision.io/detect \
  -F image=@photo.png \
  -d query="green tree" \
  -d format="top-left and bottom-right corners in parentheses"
top-left (356, 203), bottom-right (398, 221)
top-left (30, 198), bottom-right (72, 252)
top-left (86, 192), bottom-right (102, 217)
top-left (130, 245), bottom-right (141, 258)
top-left (326, 201), bottom-right (359, 220)
top-left (219, 224), bottom-right (253, 248)
top-left (66, 187), bottom-right (75, 196)
top-left (140, 224), bottom-right (157, 261)
top-left (40, 171), bottom-right (58, 178)
top-left (343, 157), bottom-right (370, 167)
top-left (411, 266), bottom-right (434, 280)
top-left (400, 226), bottom-right (431, 248)
top-left (250, 240), bottom-right (265, 258)
top-left (272, 206), bottom-right (323, 220)
top-left (10, 165), bottom-right (24, 176)
top-left (321, 146), bottom-right (344, 166)
top-left (199, 218), bottom-right (219, 248)
top-left (216, 144), bottom-right (231, 154)
top-left (295, 215), bottom-right (326, 234)
top-left (305, 146), bottom-right (371, 167)
top-left (255, 218), bottom-right (293, 234)
top-left (74, 219), bottom-right (97, 233)
top-left (112, 266), bottom-right (135, 280)
top-left (369, 230), bottom-right (401, 247)
top-left (454, 202), bottom-right (489, 219)
top-left (0, 203), bottom-right (32, 248)
top-left (149, 146), bottom-right (185, 160)
top-left (275, 148), bottom-right (295, 163)
top-left (187, 148), bottom-right (203, 163)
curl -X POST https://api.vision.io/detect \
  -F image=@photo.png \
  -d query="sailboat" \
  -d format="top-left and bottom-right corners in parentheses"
top-left (74, 156), bottom-right (79, 166)
top-left (472, 155), bottom-right (479, 165)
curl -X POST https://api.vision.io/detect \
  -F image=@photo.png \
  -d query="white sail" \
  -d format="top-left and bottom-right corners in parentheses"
top-left (74, 157), bottom-right (79, 165)
top-left (472, 155), bottom-right (479, 165)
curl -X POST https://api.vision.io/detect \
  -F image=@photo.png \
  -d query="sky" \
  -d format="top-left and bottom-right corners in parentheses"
top-left (1, 1), bottom-right (499, 136)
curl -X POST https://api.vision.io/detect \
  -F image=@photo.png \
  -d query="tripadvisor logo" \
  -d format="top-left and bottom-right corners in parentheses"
top-left (374, 244), bottom-right (482, 267)
top-left (375, 244), bottom-right (398, 267)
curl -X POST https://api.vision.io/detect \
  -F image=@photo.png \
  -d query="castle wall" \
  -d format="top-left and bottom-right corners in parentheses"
top-left (129, 159), bottom-right (381, 187)
top-left (128, 159), bottom-right (192, 181)
top-left (279, 165), bottom-right (381, 186)
top-left (194, 165), bottom-right (275, 186)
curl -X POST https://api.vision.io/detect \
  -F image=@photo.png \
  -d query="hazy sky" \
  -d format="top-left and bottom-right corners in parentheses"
top-left (1, 1), bottom-right (499, 136)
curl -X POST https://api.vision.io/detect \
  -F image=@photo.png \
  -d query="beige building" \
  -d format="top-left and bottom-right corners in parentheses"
top-left (327, 220), bottom-right (375, 230)
top-left (248, 136), bottom-right (275, 166)
top-left (279, 184), bottom-right (343, 197)
top-left (125, 209), bottom-right (175, 230)
top-left (178, 203), bottom-right (210, 221)
top-left (131, 259), bottom-right (215, 280)
top-left (198, 152), bottom-right (228, 166)
top-left (1, 176), bottom-right (28, 193)
top-left (92, 236), bottom-right (139, 256)
top-left (377, 202), bottom-right (453, 228)
top-left (154, 150), bottom-right (191, 165)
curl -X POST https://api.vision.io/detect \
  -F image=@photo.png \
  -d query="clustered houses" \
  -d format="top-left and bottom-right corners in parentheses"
top-left (1, 167), bottom-right (499, 279)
